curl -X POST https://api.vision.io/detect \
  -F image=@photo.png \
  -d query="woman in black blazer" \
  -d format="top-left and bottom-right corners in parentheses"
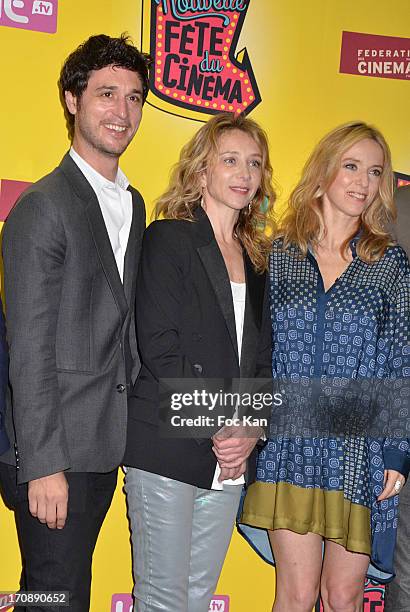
top-left (124, 112), bottom-right (275, 612)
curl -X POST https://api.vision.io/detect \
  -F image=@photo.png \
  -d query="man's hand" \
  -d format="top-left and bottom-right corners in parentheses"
top-left (212, 424), bottom-right (262, 471)
top-left (377, 469), bottom-right (406, 501)
top-left (28, 472), bottom-right (69, 529)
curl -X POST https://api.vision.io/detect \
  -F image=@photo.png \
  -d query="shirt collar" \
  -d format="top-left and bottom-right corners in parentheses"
top-left (69, 147), bottom-right (130, 193)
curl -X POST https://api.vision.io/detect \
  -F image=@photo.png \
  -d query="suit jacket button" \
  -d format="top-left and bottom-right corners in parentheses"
top-left (193, 363), bottom-right (203, 373)
top-left (116, 383), bottom-right (126, 393)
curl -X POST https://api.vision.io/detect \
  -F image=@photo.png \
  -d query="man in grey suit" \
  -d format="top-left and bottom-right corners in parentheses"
top-left (384, 184), bottom-right (410, 612)
top-left (0, 34), bottom-right (149, 611)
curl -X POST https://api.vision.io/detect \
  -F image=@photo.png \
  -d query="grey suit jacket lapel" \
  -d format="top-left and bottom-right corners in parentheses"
top-left (59, 154), bottom-right (129, 324)
top-left (123, 192), bottom-right (139, 308)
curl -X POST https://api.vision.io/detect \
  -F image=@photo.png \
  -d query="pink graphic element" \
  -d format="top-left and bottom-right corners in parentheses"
top-left (0, 0), bottom-right (58, 33)
top-left (209, 595), bottom-right (230, 611)
top-left (0, 592), bottom-right (15, 611)
top-left (111, 594), bottom-right (229, 611)
top-left (395, 173), bottom-right (410, 188)
top-left (111, 594), bottom-right (132, 612)
top-left (151, 0), bottom-right (260, 116)
top-left (340, 31), bottom-right (410, 80)
top-left (320, 581), bottom-right (384, 610)
top-left (0, 179), bottom-right (32, 221)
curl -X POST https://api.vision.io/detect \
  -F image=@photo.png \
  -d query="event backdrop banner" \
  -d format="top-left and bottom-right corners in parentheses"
top-left (0, 1), bottom-right (409, 610)
top-left (141, 0), bottom-right (261, 120)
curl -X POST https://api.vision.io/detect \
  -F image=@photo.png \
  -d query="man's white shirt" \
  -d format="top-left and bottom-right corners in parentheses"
top-left (70, 147), bottom-right (132, 281)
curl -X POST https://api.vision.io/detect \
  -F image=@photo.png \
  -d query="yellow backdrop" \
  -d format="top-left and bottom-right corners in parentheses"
top-left (0, 1), bottom-right (409, 610)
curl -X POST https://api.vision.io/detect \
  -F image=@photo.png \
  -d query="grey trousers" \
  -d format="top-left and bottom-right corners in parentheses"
top-left (384, 482), bottom-right (410, 611)
top-left (124, 467), bottom-right (242, 612)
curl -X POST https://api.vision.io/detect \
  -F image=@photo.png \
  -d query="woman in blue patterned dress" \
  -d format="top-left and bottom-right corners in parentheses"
top-left (238, 122), bottom-right (410, 611)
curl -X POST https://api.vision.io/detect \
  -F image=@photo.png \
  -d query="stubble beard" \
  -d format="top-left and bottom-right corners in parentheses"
top-left (77, 120), bottom-right (134, 159)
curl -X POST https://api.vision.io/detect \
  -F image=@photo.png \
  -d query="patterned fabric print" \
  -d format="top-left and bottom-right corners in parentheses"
top-left (257, 436), bottom-right (344, 489)
top-left (257, 436), bottom-right (370, 506)
top-left (258, 240), bottom-right (410, 575)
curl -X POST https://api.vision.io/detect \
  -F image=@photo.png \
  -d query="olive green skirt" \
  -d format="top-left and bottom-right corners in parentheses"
top-left (240, 481), bottom-right (371, 555)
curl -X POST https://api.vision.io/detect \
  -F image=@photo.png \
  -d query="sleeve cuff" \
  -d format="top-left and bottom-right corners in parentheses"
top-left (383, 447), bottom-right (410, 478)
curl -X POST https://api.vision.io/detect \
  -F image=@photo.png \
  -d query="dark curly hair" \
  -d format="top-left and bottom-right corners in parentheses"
top-left (59, 33), bottom-right (151, 136)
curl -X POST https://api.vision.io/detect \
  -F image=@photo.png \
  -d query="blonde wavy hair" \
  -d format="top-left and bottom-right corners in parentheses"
top-left (280, 121), bottom-right (395, 262)
top-left (155, 113), bottom-right (276, 272)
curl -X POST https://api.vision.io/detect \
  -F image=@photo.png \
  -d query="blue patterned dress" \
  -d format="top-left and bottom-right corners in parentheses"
top-left (239, 238), bottom-right (410, 581)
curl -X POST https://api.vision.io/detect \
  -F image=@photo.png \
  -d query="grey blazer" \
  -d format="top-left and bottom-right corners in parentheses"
top-left (1, 153), bottom-right (145, 483)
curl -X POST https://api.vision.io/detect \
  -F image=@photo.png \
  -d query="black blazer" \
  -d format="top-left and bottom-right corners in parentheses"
top-left (0, 297), bottom-right (9, 456)
top-left (124, 206), bottom-right (271, 488)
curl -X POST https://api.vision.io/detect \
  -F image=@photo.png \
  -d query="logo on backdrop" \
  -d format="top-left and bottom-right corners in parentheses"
top-left (111, 594), bottom-right (229, 611)
top-left (340, 31), bottom-right (410, 80)
top-left (141, 0), bottom-right (261, 121)
top-left (0, 0), bottom-right (58, 33)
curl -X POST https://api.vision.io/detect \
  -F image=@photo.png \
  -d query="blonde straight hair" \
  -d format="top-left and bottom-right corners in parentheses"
top-left (156, 113), bottom-right (276, 272)
top-left (280, 121), bottom-right (395, 262)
